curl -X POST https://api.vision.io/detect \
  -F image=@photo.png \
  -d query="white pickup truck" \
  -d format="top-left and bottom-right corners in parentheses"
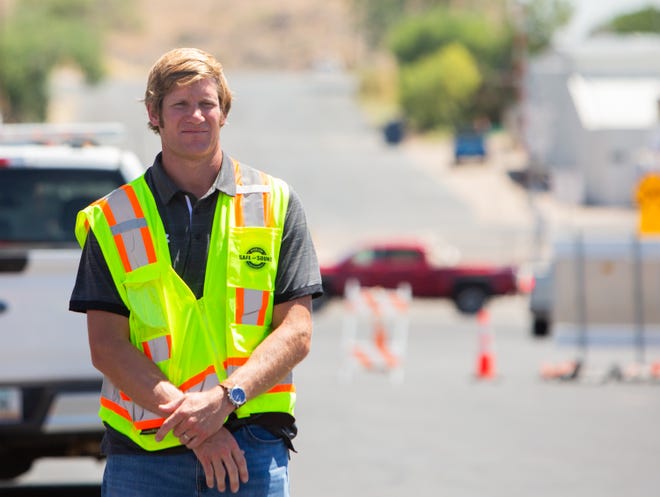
top-left (0, 124), bottom-right (144, 479)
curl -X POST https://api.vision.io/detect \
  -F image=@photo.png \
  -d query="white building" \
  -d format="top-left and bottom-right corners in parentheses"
top-left (523, 35), bottom-right (660, 206)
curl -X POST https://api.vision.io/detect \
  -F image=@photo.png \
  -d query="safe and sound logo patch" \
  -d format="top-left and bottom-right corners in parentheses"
top-left (240, 247), bottom-right (272, 269)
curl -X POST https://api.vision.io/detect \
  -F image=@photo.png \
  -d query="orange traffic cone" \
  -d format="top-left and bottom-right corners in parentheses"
top-left (475, 309), bottom-right (496, 380)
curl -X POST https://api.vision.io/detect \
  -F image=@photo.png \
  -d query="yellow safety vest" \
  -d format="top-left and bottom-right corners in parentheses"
top-left (75, 160), bottom-right (292, 451)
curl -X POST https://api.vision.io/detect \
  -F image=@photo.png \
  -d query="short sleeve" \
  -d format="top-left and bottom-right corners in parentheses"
top-left (274, 188), bottom-right (323, 304)
top-left (69, 230), bottom-right (130, 316)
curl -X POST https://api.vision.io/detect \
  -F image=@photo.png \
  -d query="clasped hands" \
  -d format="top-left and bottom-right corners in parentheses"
top-left (155, 388), bottom-right (248, 493)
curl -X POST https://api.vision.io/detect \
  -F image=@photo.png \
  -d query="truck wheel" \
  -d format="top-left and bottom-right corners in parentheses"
top-left (453, 286), bottom-right (488, 314)
top-left (0, 455), bottom-right (33, 480)
top-left (532, 316), bottom-right (549, 337)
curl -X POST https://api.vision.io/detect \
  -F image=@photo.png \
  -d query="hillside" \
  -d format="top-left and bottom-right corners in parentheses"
top-left (106, 0), bottom-right (362, 75)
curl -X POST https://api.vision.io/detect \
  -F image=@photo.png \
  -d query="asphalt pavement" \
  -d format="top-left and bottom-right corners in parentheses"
top-left (292, 296), bottom-right (660, 497)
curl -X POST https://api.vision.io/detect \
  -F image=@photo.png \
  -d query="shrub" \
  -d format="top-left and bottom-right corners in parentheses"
top-left (399, 42), bottom-right (482, 131)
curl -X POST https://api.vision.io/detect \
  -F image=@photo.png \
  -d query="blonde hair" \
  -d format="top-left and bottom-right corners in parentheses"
top-left (144, 48), bottom-right (232, 134)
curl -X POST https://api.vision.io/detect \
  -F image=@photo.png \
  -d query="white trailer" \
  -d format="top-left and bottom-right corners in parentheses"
top-left (552, 234), bottom-right (660, 363)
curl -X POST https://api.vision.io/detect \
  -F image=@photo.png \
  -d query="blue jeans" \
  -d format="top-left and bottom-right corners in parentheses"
top-left (102, 426), bottom-right (290, 497)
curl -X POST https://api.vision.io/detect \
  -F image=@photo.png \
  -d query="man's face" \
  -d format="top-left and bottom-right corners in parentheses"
top-left (149, 78), bottom-right (226, 160)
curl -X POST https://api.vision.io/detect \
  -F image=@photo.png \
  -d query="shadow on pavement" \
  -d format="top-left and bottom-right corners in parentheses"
top-left (0, 484), bottom-right (100, 496)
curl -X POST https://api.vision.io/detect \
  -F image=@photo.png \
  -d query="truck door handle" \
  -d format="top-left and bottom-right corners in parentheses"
top-left (0, 300), bottom-right (7, 314)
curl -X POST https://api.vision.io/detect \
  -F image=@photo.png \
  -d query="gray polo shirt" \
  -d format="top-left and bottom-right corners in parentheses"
top-left (69, 152), bottom-right (322, 316)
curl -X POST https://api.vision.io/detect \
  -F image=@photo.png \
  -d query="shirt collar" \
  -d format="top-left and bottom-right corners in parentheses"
top-left (149, 152), bottom-right (237, 204)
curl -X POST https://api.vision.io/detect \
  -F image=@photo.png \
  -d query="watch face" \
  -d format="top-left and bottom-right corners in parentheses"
top-left (230, 386), bottom-right (247, 406)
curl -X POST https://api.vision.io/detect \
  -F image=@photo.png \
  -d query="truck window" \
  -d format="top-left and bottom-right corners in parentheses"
top-left (0, 168), bottom-right (124, 244)
top-left (384, 249), bottom-right (422, 265)
top-left (350, 249), bottom-right (375, 266)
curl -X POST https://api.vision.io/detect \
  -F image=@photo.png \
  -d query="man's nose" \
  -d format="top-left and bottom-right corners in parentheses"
top-left (190, 106), bottom-right (204, 120)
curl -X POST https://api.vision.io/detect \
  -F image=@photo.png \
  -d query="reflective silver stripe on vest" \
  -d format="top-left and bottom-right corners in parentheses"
top-left (101, 371), bottom-right (220, 428)
top-left (184, 371), bottom-right (220, 393)
top-left (237, 167), bottom-right (270, 227)
top-left (142, 335), bottom-right (171, 363)
top-left (239, 288), bottom-right (268, 325)
top-left (105, 187), bottom-right (151, 270)
top-left (110, 217), bottom-right (148, 236)
top-left (236, 185), bottom-right (270, 195)
top-left (101, 377), bottom-right (161, 424)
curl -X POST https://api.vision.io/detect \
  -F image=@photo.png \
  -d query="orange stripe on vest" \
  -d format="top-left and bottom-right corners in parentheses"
top-left (178, 365), bottom-right (216, 392)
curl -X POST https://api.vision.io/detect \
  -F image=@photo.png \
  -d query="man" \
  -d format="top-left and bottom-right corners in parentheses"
top-left (69, 47), bottom-right (322, 496)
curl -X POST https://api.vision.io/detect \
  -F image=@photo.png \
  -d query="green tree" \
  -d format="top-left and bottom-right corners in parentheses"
top-left (593, 6), bottom-right (660, 35)
top-left (389, 7), bottom-right (511, 66)
top-left (521, 0), bottom-right (573, 54)
top-left (351, 0), bottom-right (463, 50)
top-left (389, 7), bottom-right (514, 126)
top-left (399, 42), bottom-right (482, 130)
top-left (381, 0), bottom-right (572, 128)
top-left (0, 0), bottom-right (136, 123)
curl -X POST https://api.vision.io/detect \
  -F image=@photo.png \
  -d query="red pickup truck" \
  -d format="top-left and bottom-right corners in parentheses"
top-left (318, 241), bottom-right (519, 314)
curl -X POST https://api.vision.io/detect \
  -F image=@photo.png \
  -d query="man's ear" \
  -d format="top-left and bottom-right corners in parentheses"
top-left (219, 112), bottom-right (227, 127)
top-left (147, 104), bottom-right (160, 128)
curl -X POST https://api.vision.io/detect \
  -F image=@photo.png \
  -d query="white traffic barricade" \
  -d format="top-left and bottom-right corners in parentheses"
top-left (340, 279), bottom-right (411, 384)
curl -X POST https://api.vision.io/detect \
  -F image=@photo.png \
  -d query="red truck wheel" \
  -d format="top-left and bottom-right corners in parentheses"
top-left (453, 285), bottom-right (488, 314)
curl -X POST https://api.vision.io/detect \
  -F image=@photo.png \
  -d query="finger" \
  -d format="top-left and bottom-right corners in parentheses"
top-left (158, 397), bottom-right (183, 414)
top-left (234, 448), bottom-right (249, 484)
top-left (223, 453), bottom-right (240, 493)
top-left (155, 412), bottom-right (184, 442)
top-left (199, 456), bottom-right (216, 489)
top-left (212, 456), bottom-right (228, 492)
top-left (179, 432), bottom-right (192, 445)
top-left (184, 433), bottom-right (205, 450)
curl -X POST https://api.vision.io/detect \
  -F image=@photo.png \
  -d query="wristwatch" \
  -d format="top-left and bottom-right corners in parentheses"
top-left (225, 384), bottom-right (247, 409)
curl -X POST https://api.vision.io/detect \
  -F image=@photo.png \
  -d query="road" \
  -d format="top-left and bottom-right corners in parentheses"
top-left (8, 69), bottom-right (658, 497)
top-left (297, 294), bottom-right (660, 497)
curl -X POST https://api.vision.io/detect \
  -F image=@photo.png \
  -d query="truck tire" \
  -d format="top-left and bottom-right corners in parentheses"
top-left (453, 285), bottom-right (488, 314)
top-left (532, 316), bottom-right (549, 337)
top-left (0, 455), bottom-right (32, 480)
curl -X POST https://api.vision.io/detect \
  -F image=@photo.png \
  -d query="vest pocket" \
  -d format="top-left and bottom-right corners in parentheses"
top-left (228, 322), bottom-right (270, 357)
top-left (123, 262), bottom-right (194, 340)
top-left (227, 226), bottom-right (281, 289)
